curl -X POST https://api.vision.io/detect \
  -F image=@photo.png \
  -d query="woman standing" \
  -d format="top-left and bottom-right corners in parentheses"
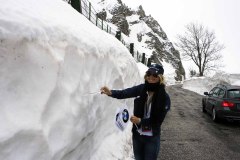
top-left (100, 64), bottom-right (170, 160)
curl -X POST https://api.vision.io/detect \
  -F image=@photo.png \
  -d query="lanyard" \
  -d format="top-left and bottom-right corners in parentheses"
top-left (144, 94), bottom-right (153, 118)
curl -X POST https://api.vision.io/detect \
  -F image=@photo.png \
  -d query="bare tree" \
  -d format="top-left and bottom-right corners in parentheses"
top-left (176, 23), bottom-right (224, 76)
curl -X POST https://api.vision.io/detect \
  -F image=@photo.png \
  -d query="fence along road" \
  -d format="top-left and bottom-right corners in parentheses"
top-left (69, 0), bottom-right (151, 66)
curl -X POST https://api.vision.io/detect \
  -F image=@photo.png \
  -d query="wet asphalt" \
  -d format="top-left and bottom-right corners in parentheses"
top-left (158, 85), bottom-right (240, 160)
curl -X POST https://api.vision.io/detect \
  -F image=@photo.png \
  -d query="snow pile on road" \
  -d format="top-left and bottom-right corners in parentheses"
top-left (182, 72), bottom-right (240, 95)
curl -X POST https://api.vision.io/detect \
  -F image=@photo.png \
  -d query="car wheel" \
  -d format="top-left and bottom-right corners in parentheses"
top-left (212, 107), bottom-right (219, 122)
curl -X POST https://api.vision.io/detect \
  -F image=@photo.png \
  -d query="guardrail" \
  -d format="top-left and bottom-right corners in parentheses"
top-left (67, 0), bottom-right (151, 66)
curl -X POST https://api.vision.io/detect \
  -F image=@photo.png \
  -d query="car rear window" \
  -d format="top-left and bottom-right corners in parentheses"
top-left (227, 89), bottom-right (240, 98)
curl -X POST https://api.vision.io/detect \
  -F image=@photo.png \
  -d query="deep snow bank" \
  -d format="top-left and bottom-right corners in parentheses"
top-left (0, 0), bottom-right (140, 159)
top-left (182, 73), bottom-right (240, 95)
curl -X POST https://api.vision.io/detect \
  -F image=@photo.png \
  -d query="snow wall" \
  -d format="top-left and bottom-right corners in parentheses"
top-left (0, 0), bottom-right (141, 159)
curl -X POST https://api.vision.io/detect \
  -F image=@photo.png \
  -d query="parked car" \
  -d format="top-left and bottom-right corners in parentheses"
top-left (202, 84), bottom-right (240, 122)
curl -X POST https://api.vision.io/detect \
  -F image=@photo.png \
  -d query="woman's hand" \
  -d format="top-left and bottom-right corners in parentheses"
top-left (130, 115), bottom-right (141, 124)
top-left (100, 86), bottom-right (112, 96)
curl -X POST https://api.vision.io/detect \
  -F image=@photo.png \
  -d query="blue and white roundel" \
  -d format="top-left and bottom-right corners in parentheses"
top-left (122, 109), bottom-right (129, 123)
top-left (115, 107), bottom-right (130, 131)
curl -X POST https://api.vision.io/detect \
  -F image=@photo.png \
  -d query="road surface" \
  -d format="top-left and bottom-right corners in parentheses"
top-left (158, 85), bottom-right (240, 160)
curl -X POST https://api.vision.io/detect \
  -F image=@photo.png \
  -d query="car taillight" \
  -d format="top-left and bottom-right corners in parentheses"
top-left (221, 101), bottom-right (235, 107)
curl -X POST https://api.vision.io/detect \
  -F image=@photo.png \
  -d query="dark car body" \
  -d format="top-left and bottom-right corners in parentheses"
top-left (202, 84), bottom-right (240, 122)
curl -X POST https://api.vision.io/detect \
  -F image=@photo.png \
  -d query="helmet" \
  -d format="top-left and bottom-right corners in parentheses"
top-left (147, 64), bottom-right (164, 75)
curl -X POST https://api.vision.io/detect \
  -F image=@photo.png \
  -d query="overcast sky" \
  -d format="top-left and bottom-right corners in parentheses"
top-left (122, 0), bottom-right (240, 74)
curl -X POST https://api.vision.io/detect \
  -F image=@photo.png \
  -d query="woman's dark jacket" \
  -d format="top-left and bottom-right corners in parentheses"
top-left (110, 84), bottom-right (170, 136)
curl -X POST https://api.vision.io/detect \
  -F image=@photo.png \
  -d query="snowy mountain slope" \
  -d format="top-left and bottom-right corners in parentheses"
top-left (90, 0), bottom-right (185, 80)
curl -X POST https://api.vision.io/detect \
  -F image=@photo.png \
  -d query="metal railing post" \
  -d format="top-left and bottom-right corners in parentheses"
top-left (71, 0), bottom-right (81, 13)
top-left (130, 43), bottom-right (134, 57)
top-left (89, 2), bottom-right (91, 21)
top-left (102, 19), bottom-right (104, 30)
top-left (79, 0), bottom-right (82, 13)
top-left (141, 53), bottom-right (145, 64)
top-left (115, 31), bottom-right (121, 40)
top-left (147, 58), bottom-right (151, 67)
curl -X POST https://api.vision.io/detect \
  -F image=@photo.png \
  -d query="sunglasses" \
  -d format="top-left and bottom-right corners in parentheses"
top-left (146, 71), bottom-right (158, 78)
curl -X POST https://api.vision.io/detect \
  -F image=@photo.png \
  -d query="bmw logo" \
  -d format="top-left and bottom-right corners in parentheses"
top-left (122, 109), bottom-right (129, 123)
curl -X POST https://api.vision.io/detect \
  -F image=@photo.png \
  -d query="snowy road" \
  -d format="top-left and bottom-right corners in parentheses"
top-left (158, 85), bottom-right (240, 160)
